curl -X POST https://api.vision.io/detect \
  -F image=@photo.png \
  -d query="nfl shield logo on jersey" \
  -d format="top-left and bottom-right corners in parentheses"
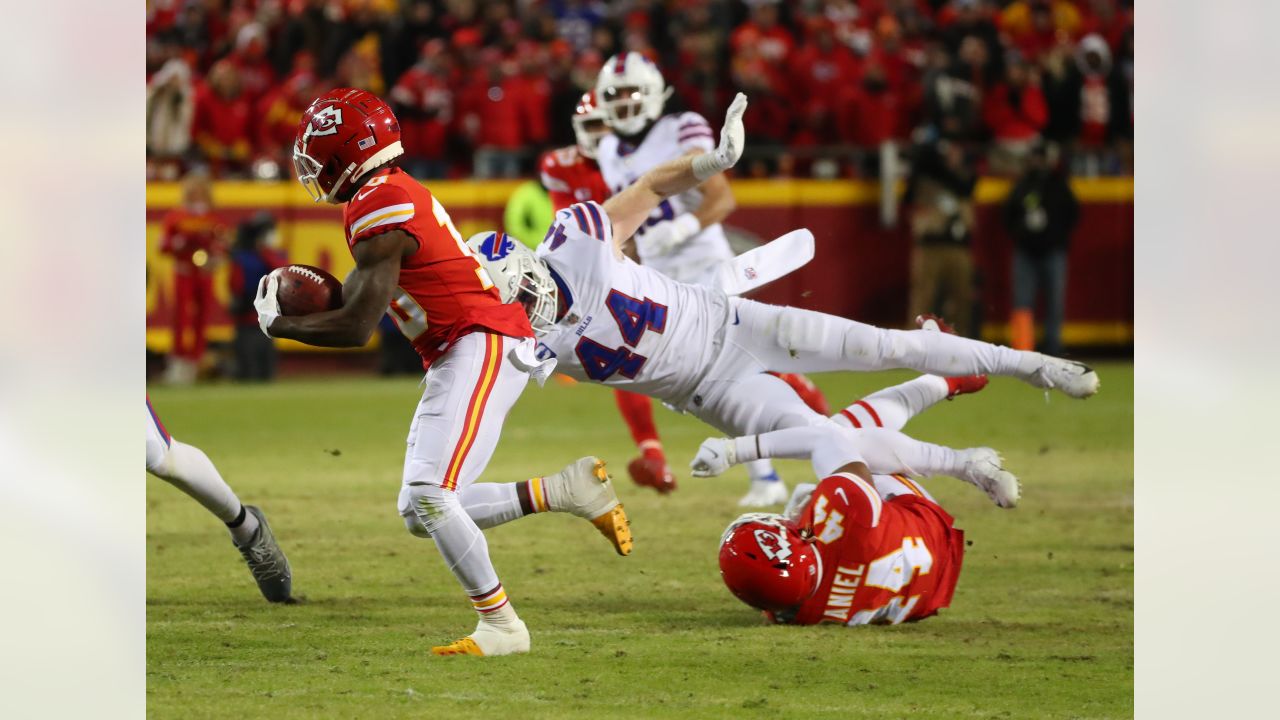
top-left (479, 232), bottom-right (517, 261)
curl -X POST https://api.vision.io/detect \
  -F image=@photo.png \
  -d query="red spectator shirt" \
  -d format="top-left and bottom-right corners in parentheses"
top-left (343, 167), bottom-right (533, 367)
top-left (538, 146), bottom-right (609, 211)
top-left (771, 473), bottom-right (965, 626)
top-left (391, 67), bottom-right (454, 160)
top-left (982, 82), bottom-right (1048, 142)
top-left (160, 209), bottom-right (224, 277)
top-left (194, 84), bottom-right (252, 163)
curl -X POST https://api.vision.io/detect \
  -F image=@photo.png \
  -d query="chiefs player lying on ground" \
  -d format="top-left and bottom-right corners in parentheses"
top-left (690, 418), bottom-right (1017, 626)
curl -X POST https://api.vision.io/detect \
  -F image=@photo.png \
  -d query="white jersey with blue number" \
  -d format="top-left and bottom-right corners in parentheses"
top-left (534, 201), bottom-right (729, 406)
top-left (596, 112), bottom-right (735, 284)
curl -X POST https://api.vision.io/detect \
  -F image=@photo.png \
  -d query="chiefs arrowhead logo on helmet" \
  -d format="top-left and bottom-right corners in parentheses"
top-left (304, 106), bottom-right (343, 141)
top-left (753, 527), bottom-right (793, 563)
top-left (292, 88), bottom-right (404, 204)
top-left (719, 515), bottom-right (822, 613)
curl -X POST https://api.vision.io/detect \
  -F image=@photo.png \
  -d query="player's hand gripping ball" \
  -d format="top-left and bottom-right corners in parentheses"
top-left (273, 264), bottom-right (344, 316)
top-left (254, 264), bottom-right (343, 337)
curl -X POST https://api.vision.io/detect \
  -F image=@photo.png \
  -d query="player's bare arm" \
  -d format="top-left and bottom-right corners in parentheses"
top-left (603, 93), bottom-right (747, 254)
top-left (688, 163), bottom-right (737, 228)
top-left (262, 230), bottom-right (413, 347)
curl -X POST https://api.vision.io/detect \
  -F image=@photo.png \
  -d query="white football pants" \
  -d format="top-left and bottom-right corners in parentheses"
top-left (687, 297), bottom-right (1032, 437)
top-left (397, 332), bottom-right (533, 597)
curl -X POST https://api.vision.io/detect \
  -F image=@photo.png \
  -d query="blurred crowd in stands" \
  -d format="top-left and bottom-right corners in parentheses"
top-left (146, 0), bottom-right (1134, 181)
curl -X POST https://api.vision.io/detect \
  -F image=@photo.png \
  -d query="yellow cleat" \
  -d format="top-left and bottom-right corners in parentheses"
top-left (589, 460), bottom-right (632, 556)
top-left (545, 457), bottom-right (634, 556)
top-left (591, 503), bottom-right (633, 557)
top-left (432, 620), bottom-right (530, 657)
top-left (431, 637), bottom-right (485, 656)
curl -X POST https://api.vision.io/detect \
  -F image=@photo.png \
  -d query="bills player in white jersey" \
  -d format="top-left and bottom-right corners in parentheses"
top-left (467, 94), bottom-right (1100, 506)
top-left (146, 396), bottom-right (293, 602)
top-left (595, 52), bottom-right (807, 505)
top-left (595, 52), bottom-right (735, 285)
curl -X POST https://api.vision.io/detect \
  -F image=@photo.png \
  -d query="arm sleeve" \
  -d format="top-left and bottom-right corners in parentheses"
top-left (733, 425), bottom-right (866, 477)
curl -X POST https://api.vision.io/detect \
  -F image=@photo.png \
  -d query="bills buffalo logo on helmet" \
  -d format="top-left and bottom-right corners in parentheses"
top-left (479, 232), bottom-right (516, 261)
top-left (303, 106), bottom-right (343, 141)
top-left (753, 527), bottom-right (793, 564)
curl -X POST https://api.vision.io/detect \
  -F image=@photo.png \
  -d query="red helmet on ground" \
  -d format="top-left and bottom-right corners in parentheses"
top-left (718, 514), bottom-right (823, 613)
top-left (293, 88), bottom-right (403, 203)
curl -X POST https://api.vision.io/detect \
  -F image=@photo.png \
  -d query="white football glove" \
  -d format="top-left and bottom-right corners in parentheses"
top-left (643, 213), bottom-right (702, 256)
top-left (254, 273), bottom-right (281, 338)
top-left (692, 92), bottom-right (748, 182)
top-left (690, 437), bottom-right (738, 478)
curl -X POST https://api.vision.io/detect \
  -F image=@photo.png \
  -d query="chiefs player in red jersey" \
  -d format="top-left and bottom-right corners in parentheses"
top-left (691, 381), bottom-right (1019, 626)
top-left (253, 88), bottom-right (632, 657)
top-left (160, 170), bottom-right (226, 383)
top-left (538, 92), bottom-right (681, 495)
top-left (538, 91), bottom-right (611, 208)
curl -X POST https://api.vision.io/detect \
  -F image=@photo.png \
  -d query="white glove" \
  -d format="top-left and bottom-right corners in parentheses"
top-left (643, 213), bottom-right (702, 256)
top-left (690, 437), bottom-right (738, 478)
top-left (254, 273), bottom-right (281, 338)
top-left (692, 92), bottom-right (748, 181)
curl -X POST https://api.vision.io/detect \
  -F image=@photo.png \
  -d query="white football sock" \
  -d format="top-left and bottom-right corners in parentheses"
top-left (830, 375), bottom-right (950, 431)
top-left (408, 485), bottom-right (503, 603)
top-left (152, 439), bottom-right (258, 544)
top-left (460, 483), bottom-right (525, 529)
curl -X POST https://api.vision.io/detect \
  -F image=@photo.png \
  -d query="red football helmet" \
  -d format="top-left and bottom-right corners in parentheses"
top-left (572, 91), bottom-right (609, 159)
top-left (293, 88), bottom-right (403, 203)
top-left (719, 514), bottom-right (823, 612)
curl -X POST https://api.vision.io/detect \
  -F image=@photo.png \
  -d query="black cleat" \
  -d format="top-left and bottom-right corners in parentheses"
top-left (235, 506), bottom-right (293, 603)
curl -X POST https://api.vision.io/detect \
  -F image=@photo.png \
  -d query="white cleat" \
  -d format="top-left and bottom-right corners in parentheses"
top-left (431, 618), bottom-right (530, 657)
top-left (544, 457), bottom-right (632, 556)
top-left (738, 479), bottom-right (790, 507)
top-left (960, 448), bottom-right (1021, 509)
top-left (1029, 356), bottom-right (1100, 399)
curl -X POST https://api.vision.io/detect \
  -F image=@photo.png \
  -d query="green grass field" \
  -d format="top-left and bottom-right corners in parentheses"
top-left (147, 363), bottom-right (1133, 719)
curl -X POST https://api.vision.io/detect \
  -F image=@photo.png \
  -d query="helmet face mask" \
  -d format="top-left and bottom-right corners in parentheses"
top-left (718, 514), bottom-right (823, 613)
top-left (595, 53), bottom-right (669, 136)
top-left (466, 232), bottom-right (559, 335)
top-left (292, 88), bottom-right (404, 204)
top-left (572, 91), bottom-right (609, 159)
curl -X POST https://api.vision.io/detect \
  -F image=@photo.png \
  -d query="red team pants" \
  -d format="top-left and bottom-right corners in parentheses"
top-left (171, 272), bottom-right (214, 361)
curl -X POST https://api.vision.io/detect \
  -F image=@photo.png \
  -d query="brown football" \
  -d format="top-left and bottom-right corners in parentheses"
top-left (273, 264), bottom-right (343, 316)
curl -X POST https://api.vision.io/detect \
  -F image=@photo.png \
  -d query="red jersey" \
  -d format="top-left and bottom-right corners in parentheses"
top-left (160, 209), bottom-right (225, 277)
top-left (775, 473), bottom-right (965, 626)
top-left (538, 146), bottom-right (610, 211)
top-left (343, 167), bottom-right (533, 367)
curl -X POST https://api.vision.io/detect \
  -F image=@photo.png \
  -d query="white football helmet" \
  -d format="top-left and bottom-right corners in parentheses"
top-left (595, 52), bottom-right (671, 136)
top-left (466, 231), bottom-right (559, 335)
top-left (572, 91), bottom-right (609, 159)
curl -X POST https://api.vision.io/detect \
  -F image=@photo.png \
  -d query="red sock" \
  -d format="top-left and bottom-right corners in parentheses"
top-left (614, 389), bottom-right (662, 458)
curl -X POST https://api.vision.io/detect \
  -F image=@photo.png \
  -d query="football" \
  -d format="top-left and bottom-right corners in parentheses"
top-left (273, 264), bottom-right (343, 316)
